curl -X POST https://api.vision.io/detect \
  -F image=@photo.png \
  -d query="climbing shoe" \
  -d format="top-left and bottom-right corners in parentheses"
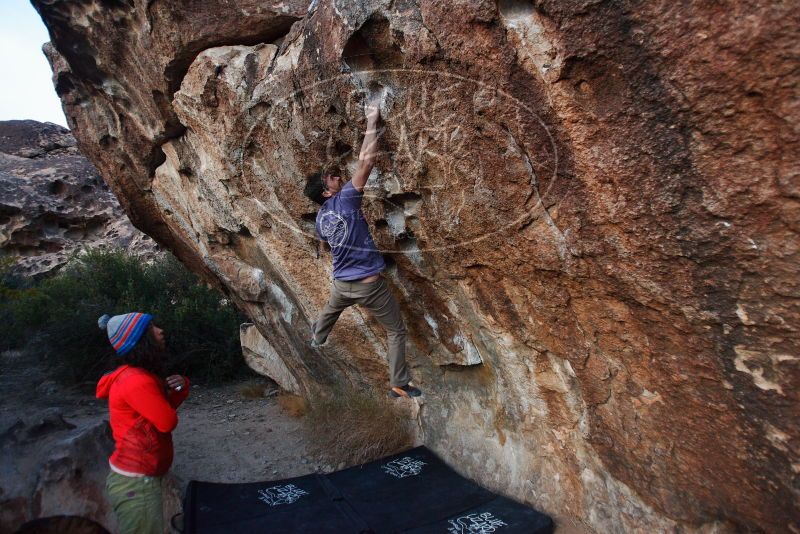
top-left (309, 338), bottom-right (327, 348)
top-left (309, 321), bottom-right (327, 348)
top-left (389, 384), bottom-right (422, 398)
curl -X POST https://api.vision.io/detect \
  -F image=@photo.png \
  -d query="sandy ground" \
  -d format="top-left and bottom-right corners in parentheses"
top-left (170, 381), bottom-right (324, 487)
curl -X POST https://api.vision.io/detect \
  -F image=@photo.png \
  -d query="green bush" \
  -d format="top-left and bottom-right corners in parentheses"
top-left (0, 250), bottom-right (248, 385)
top-left (0, 257), bottom-right (39, 349)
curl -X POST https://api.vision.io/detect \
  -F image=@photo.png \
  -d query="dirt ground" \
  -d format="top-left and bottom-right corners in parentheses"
top-left (170, 380), bottom-right (325, 487)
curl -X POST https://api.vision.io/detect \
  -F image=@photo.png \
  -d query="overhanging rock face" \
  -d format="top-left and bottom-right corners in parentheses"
top-left (34, 0), bottom-right (799, 531)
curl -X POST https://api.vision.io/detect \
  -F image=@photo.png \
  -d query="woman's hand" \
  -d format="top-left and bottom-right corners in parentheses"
top-left (166, 375), bottom-right (186, 391)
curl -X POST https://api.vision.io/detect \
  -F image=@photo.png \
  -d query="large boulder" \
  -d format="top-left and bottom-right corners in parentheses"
top-left (0, 409), bottom-right (182, 533)
top-left (0, 410), bottom-right (114, 532)
top-left (241, 322), bottom-right (301, 394)
top-left (33, 0), bottom-right (799, 531)
top-left (0, 120), bottom-right (156, 276)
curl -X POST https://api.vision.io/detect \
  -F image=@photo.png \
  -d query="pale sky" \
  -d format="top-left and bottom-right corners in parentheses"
top-left (0, 0), bottom-right (68, 127)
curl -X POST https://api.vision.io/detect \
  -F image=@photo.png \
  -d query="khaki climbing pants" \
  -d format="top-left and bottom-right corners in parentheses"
top-left (106, 470), bottom-right (163, 534)
top-left (313, 276), bottom-right (411, 388)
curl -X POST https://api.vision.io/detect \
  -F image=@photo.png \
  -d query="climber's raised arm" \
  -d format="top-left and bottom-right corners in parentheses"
top-left (351, 101), bottom-right (381, 192)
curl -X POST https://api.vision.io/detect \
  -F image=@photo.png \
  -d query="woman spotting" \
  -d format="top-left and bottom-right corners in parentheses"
top-left (96, 312), bottom-right (189, 534)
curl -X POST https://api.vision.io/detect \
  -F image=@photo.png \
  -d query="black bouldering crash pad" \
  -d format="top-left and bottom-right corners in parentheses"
top-left (183, 446), bottom-right (554, 534)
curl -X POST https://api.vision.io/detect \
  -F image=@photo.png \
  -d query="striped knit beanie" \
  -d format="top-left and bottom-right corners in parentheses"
top-left (97, 312), bottom-right (153, 355)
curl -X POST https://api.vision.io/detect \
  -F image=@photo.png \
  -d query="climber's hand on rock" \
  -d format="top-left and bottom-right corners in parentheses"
top-left (365, 100), bottom-right (380, 124)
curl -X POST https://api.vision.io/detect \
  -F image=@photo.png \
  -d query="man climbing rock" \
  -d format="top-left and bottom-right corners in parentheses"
top-left (304, 99), bottom-right (421, 399)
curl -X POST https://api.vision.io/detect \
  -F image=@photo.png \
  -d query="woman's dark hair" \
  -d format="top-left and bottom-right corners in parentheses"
top-left (122, 324), bottom-right (167, 376)
top-left (304, 171), bottom-right (326, 205)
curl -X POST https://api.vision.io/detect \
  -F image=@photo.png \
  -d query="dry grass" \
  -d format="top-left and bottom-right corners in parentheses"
top-left (303, 387), bottom-right (414, 467)
top-left (277, 392), bottom-right (308, 417)
top-left (239, 383), bottom-right (268, 399)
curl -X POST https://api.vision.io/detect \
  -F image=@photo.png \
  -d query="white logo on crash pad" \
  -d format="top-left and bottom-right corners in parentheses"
top-left (319, 210), bottom-right (348, 248)
top-left (447, 512), bottom-right (508, 534)
top-left (257, 484), bottom-right (308, 506)
top-left (381, 457), bottom-right (427, 478)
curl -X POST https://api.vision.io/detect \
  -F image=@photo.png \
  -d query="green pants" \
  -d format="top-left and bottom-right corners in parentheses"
top-left (106, 470), bottom-right (163, 534)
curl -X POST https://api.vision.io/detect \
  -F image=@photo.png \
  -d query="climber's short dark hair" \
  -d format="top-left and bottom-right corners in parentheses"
top-left (304, 166), bottom-right (342, 205)
top-left (304, 171), bottom-right (326, 205)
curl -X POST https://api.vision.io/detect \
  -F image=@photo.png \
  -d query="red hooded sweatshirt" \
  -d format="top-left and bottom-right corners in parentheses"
top-left (96, 365), bottom-right (189, 476)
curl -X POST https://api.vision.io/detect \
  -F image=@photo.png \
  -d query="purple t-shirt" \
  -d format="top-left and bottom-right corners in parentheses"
top-left (316, 181), bottom-right (386, 281)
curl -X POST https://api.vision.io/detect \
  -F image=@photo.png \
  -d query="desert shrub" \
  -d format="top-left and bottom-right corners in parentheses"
top-left (0, 257), bottom-right (40, 350)
top-left (0, 249), bottom-right (248, 385)
top-left (240, 380), bottom-right (281, 399)
top-left (277, 392), bottom-right (307, 417)
top-left (304, 387), bottom-right (414, 467)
